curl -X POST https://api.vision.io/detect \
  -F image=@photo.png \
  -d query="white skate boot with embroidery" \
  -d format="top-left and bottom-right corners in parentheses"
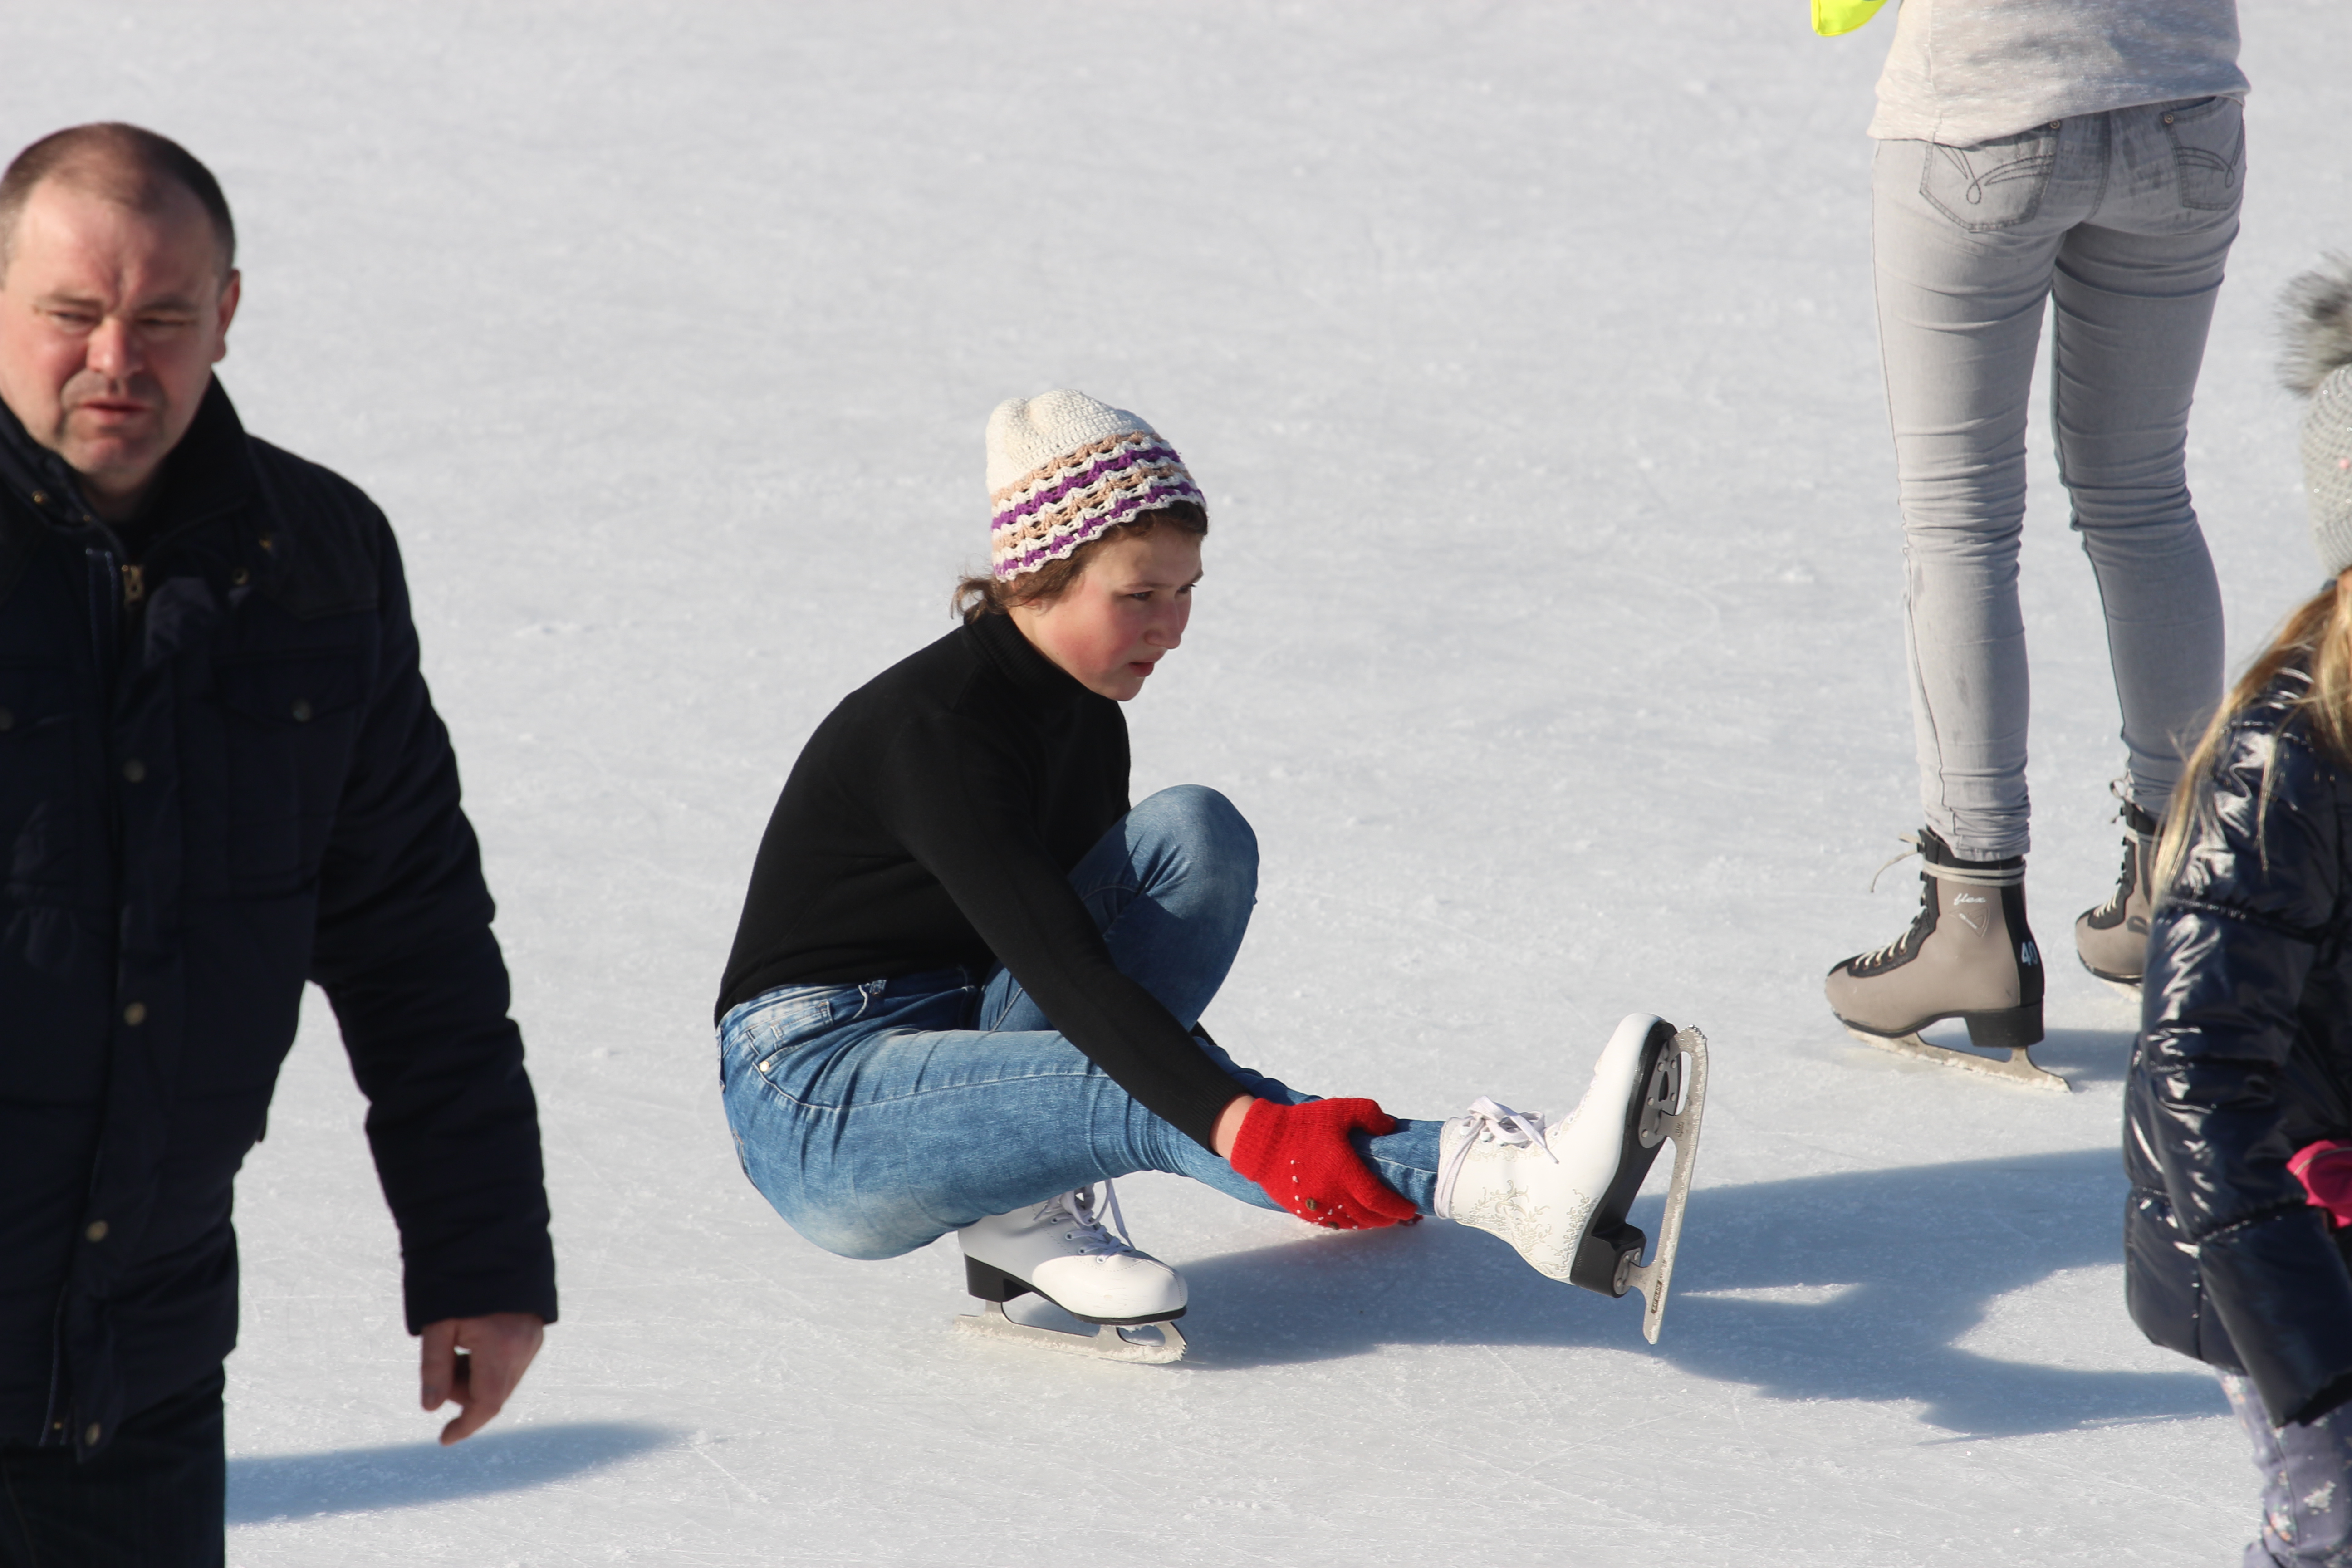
top-left (1434, 1013), bottom-right (1708, 1343)
top-left (953, 1182), bottom-right (1188, 1364)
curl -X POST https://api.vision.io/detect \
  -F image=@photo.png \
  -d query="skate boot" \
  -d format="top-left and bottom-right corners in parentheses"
top-left (953, 1182), bottom-right (1188, 1364)
top-left (1825, 827), bottom-right (2057, 1091)
top-left (1434, 1013), bottom-right (1708, 1343)
top-left (2073, 798), bottom-right (2160, 993)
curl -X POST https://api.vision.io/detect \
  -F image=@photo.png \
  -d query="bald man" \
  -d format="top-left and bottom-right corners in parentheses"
top-left (0, 124), bottom-right (554, 1565)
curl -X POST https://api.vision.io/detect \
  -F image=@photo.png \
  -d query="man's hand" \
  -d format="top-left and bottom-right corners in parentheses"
top-left (419, 1312), bottom-right (544, 1446)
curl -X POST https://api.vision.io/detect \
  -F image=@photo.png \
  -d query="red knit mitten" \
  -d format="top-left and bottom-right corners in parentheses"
top-left (1229, 1098), bottom-right (1419, 1230)
top-left (2289, 1140), bottom-right (2352, 1229)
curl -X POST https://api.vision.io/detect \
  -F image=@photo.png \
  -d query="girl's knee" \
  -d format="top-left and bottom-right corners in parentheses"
top-left (1134, 784), bottom-right (1259, 870)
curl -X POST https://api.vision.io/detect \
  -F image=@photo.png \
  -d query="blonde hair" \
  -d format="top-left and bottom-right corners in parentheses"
top-left (2155, 571), bottom-right (2352, 893)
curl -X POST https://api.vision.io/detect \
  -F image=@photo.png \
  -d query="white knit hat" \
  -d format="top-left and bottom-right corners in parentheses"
top-left (984, 390), bottom-right (1204, 581)
top-left (2282, 259), bottom-right (2352, 578)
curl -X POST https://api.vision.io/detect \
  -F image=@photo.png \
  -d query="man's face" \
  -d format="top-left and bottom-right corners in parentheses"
top-left (0, 177), bottom-right (238, 519)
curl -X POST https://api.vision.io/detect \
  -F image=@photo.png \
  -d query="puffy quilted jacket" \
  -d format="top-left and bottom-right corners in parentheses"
top-left (0, 380), bottom-right (556, 1456)
top-left (2126, 667), bottom-right (2352, 1426)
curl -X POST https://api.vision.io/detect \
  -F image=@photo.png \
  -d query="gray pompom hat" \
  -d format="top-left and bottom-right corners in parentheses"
top-left (2282, 257), bottom-right (2352, 578)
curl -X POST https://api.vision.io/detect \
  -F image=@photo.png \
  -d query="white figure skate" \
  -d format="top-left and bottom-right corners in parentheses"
top-left (952, 1182), bottom-right (1188, 1365)
top-left (1435, 1013), bottom-right (1708, 1343)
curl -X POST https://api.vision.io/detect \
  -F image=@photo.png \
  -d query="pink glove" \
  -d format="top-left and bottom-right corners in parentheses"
top-left (1229, 1098), bottom-right (1419, 1230)
top-left (2287, 1140), bottom-right (2352, 1229)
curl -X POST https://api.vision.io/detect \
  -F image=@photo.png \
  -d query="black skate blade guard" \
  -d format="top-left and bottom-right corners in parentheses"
top-left (964, 1256), bottom-right (1034, 1304)
top-left (1570, 1222), bottom-right (1646, 1298)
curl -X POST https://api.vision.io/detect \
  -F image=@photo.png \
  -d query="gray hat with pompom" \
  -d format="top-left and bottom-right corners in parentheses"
top-left (2283, 257), bottom-right (2352, 578)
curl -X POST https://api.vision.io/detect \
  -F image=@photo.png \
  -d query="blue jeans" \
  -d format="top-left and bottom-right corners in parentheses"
top-left (1873, 96), bottom-right (2240, 857)
top-left (0, 1367), bottom-right (223, 1568)
top-left (2220, 1371), bottom-right (2352, 1567)
top-left (717, 786), bottom-right (1443, 1260)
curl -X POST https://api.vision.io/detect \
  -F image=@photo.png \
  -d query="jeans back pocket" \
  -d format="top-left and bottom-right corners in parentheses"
top-left (718, 984), bottom-right (841, 1086)
top-left (1920, 128), bottom-right (2058, 233)
top-left (2161, 96), bottom-right (2245, 212)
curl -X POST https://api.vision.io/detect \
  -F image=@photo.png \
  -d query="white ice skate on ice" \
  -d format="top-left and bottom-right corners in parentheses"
top-left (1434, 1013), bottom-right (1708, 1343)
top-left (952, 1182), bottom-right (1188, 1365)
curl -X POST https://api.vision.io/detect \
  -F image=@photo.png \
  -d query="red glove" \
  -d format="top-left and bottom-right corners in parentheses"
top-left (2289, 1140), bottom-right (2352, 1229)
top-left (1229, 1098), bottom-right (1419, 1230)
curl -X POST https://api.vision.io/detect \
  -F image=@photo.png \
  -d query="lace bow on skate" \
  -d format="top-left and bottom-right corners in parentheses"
top-left (1041, 1181), bottom-right (1139, 1257)
top-left (1433, 1097), bottom-right (1551, 1219)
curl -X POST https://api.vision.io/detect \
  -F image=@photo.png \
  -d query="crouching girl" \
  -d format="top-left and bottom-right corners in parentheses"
top-left (2126, 264), bottom-right (2352, 1564)
top-left (712, 391), bottom-right (1703, 1360)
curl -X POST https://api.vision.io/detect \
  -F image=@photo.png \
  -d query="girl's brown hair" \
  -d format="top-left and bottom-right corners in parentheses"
top-left (952, 500), bottom-right (1207, 625)
top-left (2155, 571), bottom-right (2352, 892)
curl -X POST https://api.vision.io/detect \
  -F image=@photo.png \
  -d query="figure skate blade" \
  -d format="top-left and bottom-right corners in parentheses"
top-left (1617, 1026), bottom-right (1707, 1345)
top-left (1846, 1025), bottom-right (2068, 1093)
top-left (953, 1300), bottom-right (1186, 1366)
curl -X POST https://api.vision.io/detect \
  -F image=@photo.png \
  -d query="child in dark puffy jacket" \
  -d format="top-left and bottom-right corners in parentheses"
top-left (2126, 259), bottom-right (2352, 1567)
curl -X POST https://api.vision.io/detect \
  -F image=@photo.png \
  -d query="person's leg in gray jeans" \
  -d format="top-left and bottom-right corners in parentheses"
top-left (2050, 103), bottom-right (2239, 822)
top-left (1827, 98), bottom-right (2239, 1044)
top-left (1872, 98), bottom-right (2237, 859)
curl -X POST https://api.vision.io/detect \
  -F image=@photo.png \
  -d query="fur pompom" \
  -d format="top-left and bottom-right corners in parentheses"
top-left (2281, 255), bottom-right (2352, 397)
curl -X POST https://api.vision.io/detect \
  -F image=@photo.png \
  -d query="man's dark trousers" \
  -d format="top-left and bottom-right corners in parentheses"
top-left (0, 1369), bottom-right (224, 1568)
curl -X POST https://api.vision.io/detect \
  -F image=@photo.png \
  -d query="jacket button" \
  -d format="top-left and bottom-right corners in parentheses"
top-left (85, 1220), bottom-right (107, 1243)
top-left (290, 698), bottom-right (313, 722)
top-left (84, 1423), bottom-right (100, 1446)
top-left (122, 759), bottom-right (146, 783)
top-left (122, 1002), bottom-right (147, 1026)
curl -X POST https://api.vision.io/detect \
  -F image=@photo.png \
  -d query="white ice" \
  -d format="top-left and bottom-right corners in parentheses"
top-left (10, 3), bottom-right (2350, 1562)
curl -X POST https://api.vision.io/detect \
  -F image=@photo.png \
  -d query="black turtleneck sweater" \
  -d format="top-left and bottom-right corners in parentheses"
top-left (716, 613), bottom-right (1244, 1148)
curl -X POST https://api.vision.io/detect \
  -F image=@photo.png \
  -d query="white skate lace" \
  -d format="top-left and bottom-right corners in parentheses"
top-left (1855, 832), bottom-right (2024, 968)
top-left (1433, 1097), bottom-right (1552, 1219)
top-left (1042, 1181), bottom-right (1139, 1257)
top-left (1867, 832), bottom-right (2025, 893)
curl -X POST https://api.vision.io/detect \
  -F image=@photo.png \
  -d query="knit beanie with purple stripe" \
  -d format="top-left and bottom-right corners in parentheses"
top-left (985, 390), bottom-right (1205, 582)
top-left (2282, 260), bottom-right (2352, 578)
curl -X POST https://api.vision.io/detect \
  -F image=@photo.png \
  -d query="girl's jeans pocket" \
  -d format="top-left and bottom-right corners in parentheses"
top-left (1918, 128), bottom-right (2058, 233)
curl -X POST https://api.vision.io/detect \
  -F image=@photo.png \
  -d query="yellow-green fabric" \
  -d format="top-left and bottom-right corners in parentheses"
top-left (1813, 0), bottom-right (1888, 36)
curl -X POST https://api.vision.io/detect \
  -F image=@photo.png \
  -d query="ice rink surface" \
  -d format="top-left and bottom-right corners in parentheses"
top-left (9, 2), bottom-right (2351, 1562)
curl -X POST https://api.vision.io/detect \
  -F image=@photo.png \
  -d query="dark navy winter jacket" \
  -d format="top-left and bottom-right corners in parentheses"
top-left (0, 380), bottom-right (557, 1457)
top-left (2127, 670), bottom-right (2352, 1426)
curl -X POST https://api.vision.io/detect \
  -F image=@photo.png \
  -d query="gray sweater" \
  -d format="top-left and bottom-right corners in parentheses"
top-left (1869, 0), bottom-right (2246, 147)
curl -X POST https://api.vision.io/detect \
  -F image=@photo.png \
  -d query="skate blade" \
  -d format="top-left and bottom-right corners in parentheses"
top-left (1618, 1026), bottom-right (1707, 1346)
top-left (952, 1300), bottom-right (1186, 1366)
top-left (1846, 1027), bottom-right (2069, 1094)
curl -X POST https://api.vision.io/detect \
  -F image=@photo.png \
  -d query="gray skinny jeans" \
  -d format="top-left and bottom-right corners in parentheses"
top-left (1872, 95), bottom-right (2244, 860)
